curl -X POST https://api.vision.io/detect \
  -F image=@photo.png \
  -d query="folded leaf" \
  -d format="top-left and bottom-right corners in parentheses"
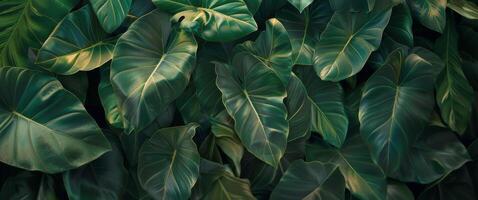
top-left (313, 8), bottom-right (392, 81)
top-left (386, 3), bottom-right (414, 47)
top-left (37, 5), bottom-right (115, 75)
top-left (359, 48), bottom-right (443, 175)
top-left (90, 0), bottom-right (133, 33)
top-left (0, 0), bottom-right (78, 67)
top-left (448, 0), bottom-right (478, 19)
top-left (270, 160), bottom-right (345, 200)
top-left (0, 67), bottom-right (110, 173)
top-left (138, 123), bottom-right (200, 200)
top-left (154, 0), bottom-right (258, 42)
top-left (111, 10), bottom-right (197, 133)
top-left (285, 74), bottom-right (312, 142)
top-left (98, 66), bottom-right (123, 129)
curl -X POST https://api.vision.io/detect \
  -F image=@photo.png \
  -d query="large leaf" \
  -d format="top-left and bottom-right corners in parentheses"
top-left (138, 123), bottom-right (200, 200)
top-left (287, 0), bottom-right (314, 13)
top-left (359, 48), bottom-right (443, 175)
top-left (0, 67), bottom-right (110, 173)
top-left (277, 1), bottom-right (333, 65)
top-left (0, 0), bottom-right (78, 67)
top-left (408, 0), bottom-right (447, 32)
top-left (285, 74), bottom-right (311, 142)
top-left (36, 6), bottom-right (115, 75)
top-left (391, 126), bottom-right (471, 183)
top-left (313, 8), bottom-right (392, 81)
top-left (98, 66), bottom-right (122, 129)
top-left (196, 159), bottom-right (255, 200)
top-left (270, 160), bottom-right (345, 200)
top-left (386, 180), bottom-right (414, 200)
top-left (328, 0), bottom-right (376, 12)
top-left (448, 0), bottom-right (478, 19)
top-left (63, 131), bottom-right (127, 200)
top-left (435, 15), bottom-right (474, 135)
top-left (153, 0), bottom-right (257, 42)
top-left (236, 18), bottom-right (293, 86)
top-left (306, 134), bottom-right (387, 200)
top-left (0, 172), bottom-right (60, 200)
top-left (215, 58), bottom-right (288, 167)
top-left (296, 66), bottom-right (348, 148)
top-left (90, 0), bottom-right (133, 33)
top-left (111, 10), bottom-right (197, 133)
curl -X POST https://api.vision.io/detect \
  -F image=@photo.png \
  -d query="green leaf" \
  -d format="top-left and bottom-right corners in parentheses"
top-left (0, 67), bottom-right (110, 173)
top-left (285, 74), bottom-right (311, 142)
top-left (387, 180), bottom-right (414, 200)
top-left (435, 15), bottom-right (474, 135)
top-left (244, 0), bottom-right (262, 14)
top-left (359, 48), bottom-right (444, 175)
top-left (0, 172), bottom-right (60, 200)
top-left (287, 0), bottom-right (314, 13)
top-left (215, 59), bottom-right (288, 167)
top-left (391, 126), bottom-right (471, 184)
top-left (313, 8), bottom-right (392, 81)
top-left (193, 43), bottom-right (230, 117)
top-left (306, 134), bottom-right (387, 200)
top-left (0, 0), bottom-right (78, 67)
top-left (197, 159), bottom-right (255, 200)
top-left (296, 66), bottom-right (348, 148)
top-left (110, 10), bottom-right (197, 133)
top-left (210, 111), bottom-right (244, 176)
top-left (386, 3), bottom-right (414, 47)
top-left (98, 66), bottom-right (123, 129)
top-left (270, 160), bottom-right (345, 200)
top-left (417, 167), bottom-right (477, 200)
top-left (138, 123), bottom-right (201, 200)
top-left (235, 18), bottom-right (293, 86)
top-left (328, 0), bottom-right (376, 12)
top-left (154, 0), bottom-right (258, 42)
top-left (90, 0), bottom-right (133, 33)
top-left (63, 131), bottom-right (127, 200)
top-left (448, 0), bottom-right (478, 19)
top-left (36, 6), bottom-right (115, 75)
top-left (408, 0), bottom-right (447, 32)
top-left (175, 84), bottom-right (204, 124)
top-left (277, 1), bottom-right (333, 65)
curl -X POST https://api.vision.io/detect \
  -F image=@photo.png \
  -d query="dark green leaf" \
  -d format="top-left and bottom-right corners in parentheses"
top-left (90, 0), bottom-right (133, 33)
top-left (448, 0), bottom-right (478, 19)
top-left (285, 74), bottom-right (311, 142)
top-left (270, 160), bottom-right (345, 200)
top-left (0, 67), bottom-right (110, 173)
top-left (408, 0), bottom-right (447, 32)
top-left (359, 48), bottom-right (443, 175)
top-left (313, 8), bottom-right (392, 81)
top-left (287, 0), bottom-right (314, 13)
top-left (138, 123), bottom-right (201, 200)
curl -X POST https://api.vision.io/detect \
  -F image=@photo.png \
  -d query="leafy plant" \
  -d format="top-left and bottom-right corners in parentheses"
top-left (1, 0), bottom-right (478, 199)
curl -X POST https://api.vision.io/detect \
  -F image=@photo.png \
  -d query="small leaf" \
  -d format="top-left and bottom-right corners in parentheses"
top-left (313, 8), bottom-right (392, 81)
top-left (448, 0), bottom-right (478, 19)
top-left (98, 66), bottom-right (123, 129)
top-left (90, 0), bottom-right (133, 33)
top-left (285, 74), bottom-right (311, 142)
top-left (387, 180), bottom-right (414, 200)
top-left (408, 0), bottom-right (447, 32)
top-left (306, 134), bottom-right (387, 200)
top-left (287, 0), bottom-right (314, 13)
top-left (138, 123), bottom-right (201, 200)
top-left (270, 160), bottom-right (345, 200)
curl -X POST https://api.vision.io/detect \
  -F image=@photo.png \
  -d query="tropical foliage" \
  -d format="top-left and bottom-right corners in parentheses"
top-left (1, 0), bottom-right (478, 199)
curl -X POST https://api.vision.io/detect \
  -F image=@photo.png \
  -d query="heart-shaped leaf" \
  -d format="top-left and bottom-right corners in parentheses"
top-left (138, 123), bottom-right (200, 200)
top-left (359, 48), bottom-right (444, 175)
top-left (111, 10), bottom-right (197, 133)
top-left (313, 8), bottom-right (392, 81)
